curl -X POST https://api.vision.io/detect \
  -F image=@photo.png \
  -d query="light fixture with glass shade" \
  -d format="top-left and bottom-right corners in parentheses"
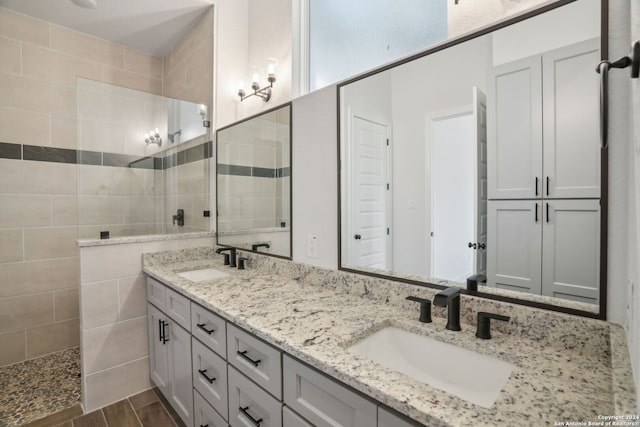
top-left (238, 58), bottom-right (278, 102)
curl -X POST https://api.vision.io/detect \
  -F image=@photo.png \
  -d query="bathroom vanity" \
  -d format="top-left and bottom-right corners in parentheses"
top-left (143, 247), bottom-right (636, 427)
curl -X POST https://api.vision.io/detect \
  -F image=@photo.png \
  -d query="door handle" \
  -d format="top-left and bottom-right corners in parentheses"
top-left (468, 242), bottom-right (477, 249)
top-left (354, 234), bottom-right (362, 240)
top-left (161, 320), bottom-right (170, 344)
top-left (478, 243), bottom-right (486, 250)
top-left (546, 203), bottom-right (550, 223)
top-left (535, 202), bottom-right (538, 222)
top-left (535, 177), bottom-right (539, 196)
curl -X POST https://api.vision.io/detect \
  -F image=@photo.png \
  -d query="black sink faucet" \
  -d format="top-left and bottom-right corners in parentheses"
top-left (172, 209), bottom-right (184, 226)
top-left (215, 247), bottom-right (236, 267)
top-left (252, 243), bottom-right (270, 252)
top-left (433, 287), bottom-right (462, 331)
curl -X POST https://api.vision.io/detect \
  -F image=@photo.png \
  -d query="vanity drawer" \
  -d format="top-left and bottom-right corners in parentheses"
top-left (283, 355), bottom-right (377, 427)
top-left (283, 406), bottom-right (312, 427)
top-left (228, 366), bottom-right (282, 427)
top-left (378, 406), bottom-right (422, 427)
top-left (194, 390), bottom-right (228, 427)
top-left (192, 337), bottom-right (228, 420)
top-left (146, 277), bottom-right (166, 310)
top-left (165, 287), bottom-right (190, 331)
top-left (191, 302), bottom-right (227, 357)
top-left (227, 323), bottom-right (282, 399)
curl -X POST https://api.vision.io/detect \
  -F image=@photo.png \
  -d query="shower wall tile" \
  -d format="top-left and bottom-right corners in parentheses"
top-left (0, 107), bottom-right (50, 146)
top-left (81, 280), bottom-right (119, 329)
top-left (84, 356), bottom-right (150, 412)
top-left (52, 196), bottom-right (78, 226)
top-left (26, 318), bottom-right (80, 358)
top-left (0, 292), bottom-right (54, 333)
top-left (77, 196), bottom-right (126, 226)
top-left (54, 288), bottom-right (79, 322)
top-left (0, 8), bottom-right (50, 48)
top-left (0, 160), bottom-right (77, 194)
top-left (0, 330), bottom-right (25, 366)
top-left (117, 275), bottom-right (146, 321)
top-left (0, 74), bottom-right (76, 117)
top-left (0, 194), bottom-right (51, 228)
top-left (22, 44), bottom-right (103, 88)
top-left (0, 229), bottom-right (23, 263)
top-left (51, 116), bottom-right (77, 149)
top-left (23, 227), bottom-right (78, 261)
top-left (0, 257), bottom-right (79, 299)
top-left (82, 317), bottom-right (148, 374)
top-left (51, 25), bottom-right (124, 68)
top-left (0, 36), bottom-right (20, 75)
top-left (124, 48), bottom-right (163, 80)
top-left (102, 66), bottom-right (163, 96)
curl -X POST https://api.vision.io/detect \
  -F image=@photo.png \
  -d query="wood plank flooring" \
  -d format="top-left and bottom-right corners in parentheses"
top-left (20, 389), bottom-right (181, 427)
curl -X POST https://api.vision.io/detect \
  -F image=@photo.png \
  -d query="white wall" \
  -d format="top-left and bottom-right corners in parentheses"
top-left (291, 86), bottom-right (338, 268)
top-left (214, 0), bottom-right (291, 129)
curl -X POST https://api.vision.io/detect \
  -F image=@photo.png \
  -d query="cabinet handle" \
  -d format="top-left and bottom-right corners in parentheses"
top-left (239, 406), bottom-right (263, 427)
top-left (200, 425), bottom-right (209, 427)
top-left (158, 319), bottom-right (163, 342)
top-left (535, 177), bottom-right (539, 196)
top-left (161, 321), bottom-right (170, 344)
top-left (198, 369), bottom-right (216, 384)
top-left (468, 242), bottom-right (477, 249)
top-left (237, 350), bottom-right (261, 366)
top-left (546, 176), bottom-right (550, 196)
top-left (197, 323), bottom-right (215, 335)
top-left (535, 203), bottom-right (538, 222)
top-left (546, 203), bottom-right (550, 223)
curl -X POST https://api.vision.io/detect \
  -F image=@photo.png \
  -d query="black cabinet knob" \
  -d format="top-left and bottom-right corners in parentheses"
top-left (354, 234), bottom-right (362, 240)
top-left (468, 242), bottom-right (477, 249)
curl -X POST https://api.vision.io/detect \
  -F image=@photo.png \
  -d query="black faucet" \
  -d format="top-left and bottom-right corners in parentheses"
top-left (172, 209), bottom-right (184, 226)
top-left (215, 247), bottom-right (236, 267)
top-left (476, 312), bottom-right (510, 339)
top-left (252, 243), bottom-right (270, 252)
top-left (433, 287), bottom-right (462, 331)
top-left (406, 296), bottom-right (432, 323)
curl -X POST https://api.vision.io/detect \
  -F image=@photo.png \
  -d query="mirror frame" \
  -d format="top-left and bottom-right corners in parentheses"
top-left (336, 0), bottom-right (608, 320)
top-left (215, 102), bottom-right (294, 260)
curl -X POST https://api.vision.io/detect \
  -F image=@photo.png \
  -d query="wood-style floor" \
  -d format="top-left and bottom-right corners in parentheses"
top-left (21, 389), bottom-right (185, 427)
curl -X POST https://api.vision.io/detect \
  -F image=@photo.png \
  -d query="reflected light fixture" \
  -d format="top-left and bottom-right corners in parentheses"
top-left (70, 0), bottom-right (98, 9)
top-left (238, 58), bottom-right (278, 102)
top-left (198, 104), bottom-right (210, 128)
top-left (145, 128), bottom-right (162, 147)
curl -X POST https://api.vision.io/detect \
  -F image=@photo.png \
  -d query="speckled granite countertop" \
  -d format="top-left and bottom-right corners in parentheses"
top-left (143, 248), bottom-right (637, 427)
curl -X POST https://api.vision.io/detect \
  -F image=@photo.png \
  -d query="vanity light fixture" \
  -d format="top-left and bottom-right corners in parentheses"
top-left (144, 128), bottom-right (162, 147)
top-left (238, 58), bottom-right (278, 102)
top-left (198, 104), bottom-right (210, 128)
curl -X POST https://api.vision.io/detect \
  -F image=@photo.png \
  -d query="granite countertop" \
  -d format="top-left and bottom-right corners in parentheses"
top-left (143, 248), bottom-right (637, 427)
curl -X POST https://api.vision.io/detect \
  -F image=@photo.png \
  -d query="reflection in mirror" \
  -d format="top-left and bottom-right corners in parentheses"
top-left (217, 104), bottom-right (292, 258)
top-left (339, 0), bottom-right (603, 316)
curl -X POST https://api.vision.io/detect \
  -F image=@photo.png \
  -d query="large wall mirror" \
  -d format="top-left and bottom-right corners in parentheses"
top-left (338, 0), bottom-right (607, 318)
top-left (217, 104), bottom-right (292, 258)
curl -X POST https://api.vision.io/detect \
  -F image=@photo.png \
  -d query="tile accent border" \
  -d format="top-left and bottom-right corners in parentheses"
top-left (218, 163), bottom-right (290, 178)
top-left (0, 141), bottom-right (212, 170)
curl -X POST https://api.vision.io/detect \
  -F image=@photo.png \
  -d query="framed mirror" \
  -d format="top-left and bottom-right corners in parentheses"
top-left (338, 0), bottom-right (607, 318)
top-left (216, 103), bottom-right (292, 258)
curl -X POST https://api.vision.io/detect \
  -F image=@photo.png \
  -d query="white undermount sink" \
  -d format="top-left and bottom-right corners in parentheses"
top-left (177, 268), bottom-right (229, 282)
top-left (347, 327), bottom-right (514, 408)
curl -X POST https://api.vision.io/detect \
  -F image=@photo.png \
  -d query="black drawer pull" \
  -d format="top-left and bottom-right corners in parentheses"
top-left (198, 369), bottom-right (216, 384)
top-left (161, 320), bottom-right (170, 344)
top-left (200, 425), bottom-right (209, 427)
top-left (239, 406), bottom-right (262, 427)
top-left (197, 323), bottom-right (215, 335)
top-left (158, 319), bottom-right (163, 342)
top-left (237, 350), bottom-right (261, 366)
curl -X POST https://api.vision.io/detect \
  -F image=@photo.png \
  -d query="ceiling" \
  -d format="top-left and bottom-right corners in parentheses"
top-left (0, 0), bottom-right (214, 57)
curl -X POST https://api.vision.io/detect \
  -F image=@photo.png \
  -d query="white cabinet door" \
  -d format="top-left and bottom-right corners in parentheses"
top-left (147, 303), bottom-right (169, 394)
top-left (487, 200), bottom-right (542, 295)
top-left (378, 406), bottom-right (422, 427)
top-left (283, 355), bottom-right (377, 427)
top-left (167, 319), bottom-right (193, 427)
top-left (488, 56), bottom-right (542, 200)
top-left (542, 200), bottom-right (600, 303)
top-left (228, 366), bottom-right (282, 427)
top-left (542, 38), bottom-right (600, 199)
top-left (192, 337), bottom-right (228, 420)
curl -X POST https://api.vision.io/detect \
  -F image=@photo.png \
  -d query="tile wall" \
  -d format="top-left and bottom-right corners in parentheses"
top-left (0, 5), bottom-right (215, 369)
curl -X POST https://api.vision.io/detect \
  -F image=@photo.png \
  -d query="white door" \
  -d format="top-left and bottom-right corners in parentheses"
top-left (542, 199), bottom-right (600, 304)
top-left (167, 320), bottom-right (193, 426)
top-left (430, 111), bottom-right (474, 282)
top-left (349, 116), bottom-right (390, 269)
top-left (473, 87), bottom-right (488, 276)
top-left (487, 56), bottom-right (543, 200)
top-left (542, 38), bottom-right (600, 199)
top-left (486, 200), bottom-right (542, 295)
